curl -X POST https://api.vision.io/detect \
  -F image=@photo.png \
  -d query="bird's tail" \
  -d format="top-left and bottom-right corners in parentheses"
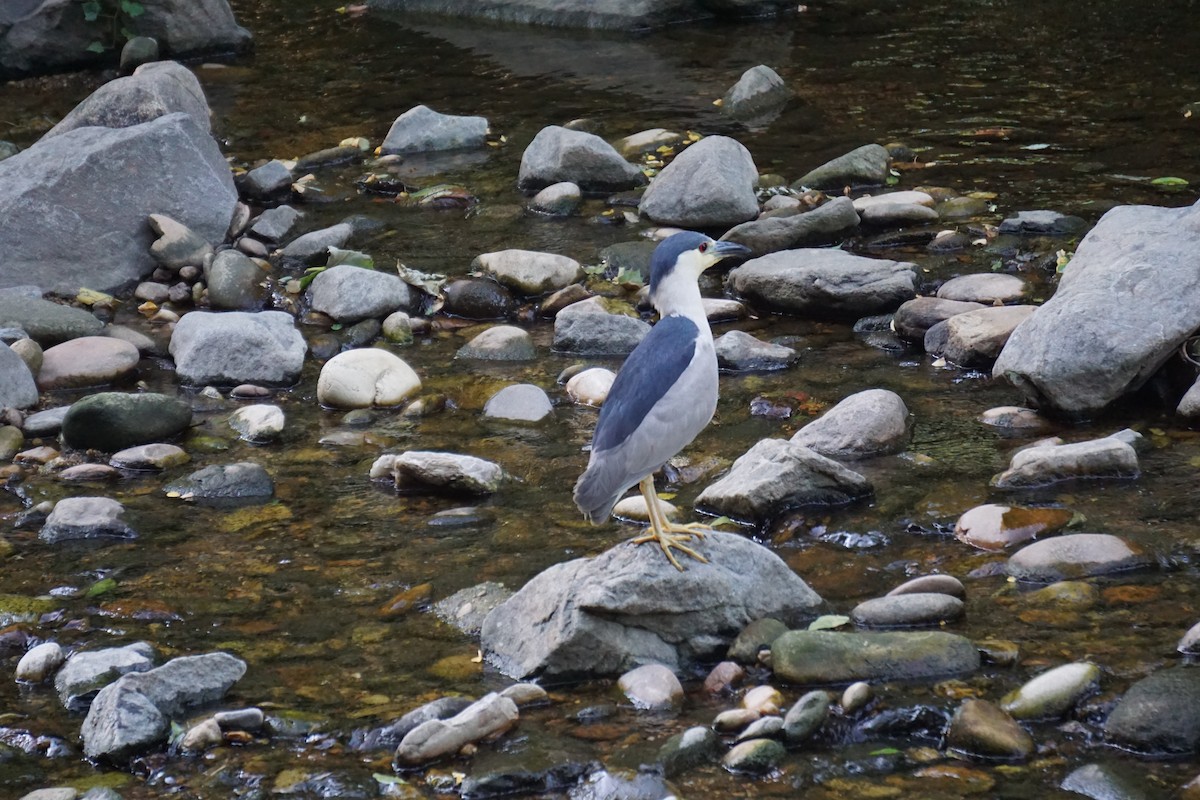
top-left (572, 462), bottom-right (623, 524)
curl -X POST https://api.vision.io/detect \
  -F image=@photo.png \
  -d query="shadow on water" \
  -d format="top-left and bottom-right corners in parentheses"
top-left (2, 0), bottom-right (1200, 796)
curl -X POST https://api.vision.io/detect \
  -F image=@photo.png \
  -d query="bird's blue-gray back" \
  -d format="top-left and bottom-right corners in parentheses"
top-left (592, 314), bottom-right (700, 454)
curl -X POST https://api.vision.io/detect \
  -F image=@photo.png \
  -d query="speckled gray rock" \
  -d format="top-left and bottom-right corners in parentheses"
top-left (149, 213), bottom-right (213, 269)
top-left (482, 531), bottom-right (823, 679)
top-left (1006, 533), bottom-right (1153, 582)
top-left (859, 202), bottom-right (939, 227)
top-left (473, 249), bottom-right (584, 296)
top-left (943, 305), bottom-right (1037, 368)
top-left (61, 392), bottom-right (191, 451)
top-left (164, 462), bottom-right (274, 503)
top-left (308, 264), bottom-right (412, 322)
top-left (529, 181), bottom-right (581, 215)
top-left (791, 389), bottom-right (910, 459)
top-left (937, 273), bottom-right (1028, 304)
top-left (794, 144), bottom-right (891, 190)
top-left (248, 205), bottom-right (302, 243)
top-left (433, 583), bottom-right (513, 638)
top-left (714, 330), bottom-right (797, 371)
top-left (992, 436), bottom-right (1139, 489)
top-left (279, 223), bottom-right (352, 263)
top-left (39, 497), bottom-right (137, 544)
top-left (518, 125), bottom-right (645, 192)
top-left (0, 113), bottom-right (236, 295)
top-left (771, 630), bottom-right (980, 684)
top-left (639, 135), bottom-right (758, 228)
top-left (723, 196), bottom-right (860, 258)
top-left (658, 726), bottom-right (719, 778)
top-left (553, 296), bottom-right (650, 356)
top-left (618, 663), bottom-right (683, 711)
top-left (850, 593), bottom-right (964, 628)
top-left (457, 326), bottom-right (536, 361)
top-left (55, 642), bottom-right (156, 712)
top-left (783, 690), bottom-right (831, 743)
top-left (1105, 668), bottom-right (1200, 754)
top-left (371, 451), bottom-right (503, 494)
top-left (394, 692), bottom-right (518, 766)
top-left (110, 443), bottom-right (189, 470)
top-left (204, 249), bottom-right (267, 310)
top-left (483, 384), bottom-right (553, 422)
top-left (695, 438), bottom-right (873, 526)
top-left (381, 105), bottom-right (489, 154)
top-left (893, 296), bottom-right (985, 341)
top-left (723, 64), bottom-right (791, 118)
top-left (728, 248), bottom-right (916, 319)
top-left (241, 159), bottom-right (292, 200)
top-left (170, 310), bottom-right (306, 386)
top-left (0, 343), bottom-right (38, 409)
top-left (229, 404), bottom-right (285, 442)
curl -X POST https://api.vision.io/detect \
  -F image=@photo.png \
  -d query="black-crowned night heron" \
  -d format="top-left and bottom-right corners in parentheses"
top-left (573, 231), bottom-right (750, 570)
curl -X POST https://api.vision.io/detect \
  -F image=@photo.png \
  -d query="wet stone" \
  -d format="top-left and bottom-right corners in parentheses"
top-left (381, 104), bottom-right (488, 154)
top-left (714, 707), bottom-right (760, 732)
top-left (59, 463), bottom-right (120, 482)
top-left (1006, 533), bottom-right (1153, 582)
top-left (893, 296), bottom-right (985, 341)
top-left (722, 64), bottom-right (791, 119)
top-left (937, 273), bottom-right (1028, 304)
top-left (39, 497), bottom-right (136, 544)
top-left (1061, 763), bottom-right (1156, 800)
top-left (617, 663), bottom-right (683, 711)
top-left (457, 325), bottom-right (536, 361)
top-left (943, 305), bottom-right (1037, 369)
top-left (518, 125), bottom-right (645, 193)
top-left (248, 205), bottom-right (302, 242)
top-left (850, 593), bottom-right (964, 628)
top-left (0, 425), bottom-right (22, 461)
top-left (165, 462), bottom-right (274, 504)
top-left (1000, 661), bottom-right (1101, 719)
top-left (887, 574), bottom-right (965, 599)
top-left (859, 202), bottom-right (939, 227)
top-left (639, 135), bottom-right (758, 228)
top-left (16, 641), bottom-right (65, 683)
top-left (783, 690), bottom-right (831, 743)
top-left (1026, 580), bottom-right (1099, 610)
top-left (394, 692), bottom-right (519, 766)
top-left (1178, 620), bottom-right (1200, 655)
top-left (529, 181), bottom-right (582, 216)
top-left (242, 159), bottom-right (293, 200)
top-left (954, 504), bottom-right (1074, 551)
top-left (279, 223), bottom-right (352, 263)
top-left (1104, 668), bottom-right (1200, 754)
top-left (229, 404), bottom-right (285, 442)
top-left (703, 661), bottom-right (745, 694)
top-left (794, 143), bottom-right (891, 190)
top-left (55, 642), bottom-right (155, 713)
top-left (738, 715), bottom-right (784, 741)
top-left (992, 436), bottom-right (1140, 489)
top-left (483, 384), bottom-right (552, 422)
top-left (371, 451), bottom-right (503, 494)
top-left (728, 618), bottom-right (788, 663)
top-left (791, 388), bottom-right (910, 459)
top-left (170, 310), bottom-right (307, 386)
top-left (473, 249), bottom-right (584, 296)
top-left (553, 296), bottom-right (649, 356)
top-left (714, 330), bottom-right (797, 371)
top-left (945, 698), bottom-right (1034, 761)
top-left (308, 263), bottom-right (412, 323)
top-left (110, 443), bottom-right (189, 471)
top-left (841, 682), bottom-right (873, 714)
top-left (352, 696), bottom-right (474, 751)
top-left (771, 630), bottom-right (981, 684)
top-left (742, 685), bottom-right (783, 715)
top-left (566, 367), bottom-right (614, 405)
top-left (36, 336), bottom-right (140, 390)
top-left (22, 406), bottom-right (69, 437)
top-left (148, 213), bottom-right (212, 270)
top-left (998, 209), bottom-right (1087, 235)
top-left (722, 738), bottom-right (786, 774)
top-left (658, 725), bottom-right (719, 778)
top-left (18, 789), bottom-right (78, 800)
top-left (979, 405), bottom-right (1053, 430)
top-left (443, 278), bottom-right (517, 320)
top-left (317, 349), bottom-right (421, 409)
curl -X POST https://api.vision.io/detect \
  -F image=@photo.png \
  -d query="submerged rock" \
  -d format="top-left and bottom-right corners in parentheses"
top-left (61, 392), bottom-right (191, 452)
top-left (727, 248), bottom-right (916, 318)
top-left (714, 330), bottom-right (797, 371)
top-left (723, 197), bottom-right (860, 258)
top-left (1000, 662), bottom-right (1101, 719)
top-left (945, 698), bottom-right (1034, 760)
top-left (1104, 668), bottom-right (1200, 755)
top-left (770, 630), bottom-right (980, 684)
top-left (791, 389), bottom-right (910, 459)
top-left (954, 504), bottom-right (1073, 551)
top-left (39, 497), bottom-right (136, 544)
top-left (394, 692), bottom-right (518, 766)
top-left (483, 384), bottom-right (553, 422)
top-left (618, 663), bottom-right (683, 711)
top-left (1006, 533), bottom-right (1153, 582)
top-left (381, 104), bottom-right (489, 154)
top-left (794, 144), bottom-right (891, 190)
top-left (371, 451), bottom-right (503, 494)
top-left (518, 125), bottom-right (645, 192)
top-left (481, 531), bottom-right (823, 678)
top-left (783, 690), bottom-right (831, 743)
top-left (723, 64), bottom-right (791, 119)
top-left (639, 135), bottom-right (758, 228)
top-left (992, 436), bottom-right (1139, 488)
top-left (658, 726), bottom-right (719, 778)
top-left (55, 642), bottom-right (156, 713)
top-left (165, 462), bottom-right (274, 503)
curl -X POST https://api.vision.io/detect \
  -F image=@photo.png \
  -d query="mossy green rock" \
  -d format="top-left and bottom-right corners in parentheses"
top-left (771, 630), bottom-right (980, 684)
top-left (62, 392), bottom-right (192, 452)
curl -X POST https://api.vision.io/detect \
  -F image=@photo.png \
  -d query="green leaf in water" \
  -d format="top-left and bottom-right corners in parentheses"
top-left (707, 516), bottom-right (736, 529)
top-left (870, 747), bottom-right (901, 755)
top-left (82, 0), bottom-right (102, 21)
top-left (373, 773), bottom-right (407, 785)
top-left (86, 577), bottom-right (118, 598)
top-left (808, 614), bottom-right (851, 631)
top-left (1151, 176), bottom-right (1189, 187)
top-left (297, 266), bottom-right (326, 291)
top-left (121, 0), bottom-right (146, 17)
top-left (326, 247), bottom-right (374, 269)
top-left (85, 40), bottom-right (106, 53)
top-left (614, 266), bottom-right (644, 288)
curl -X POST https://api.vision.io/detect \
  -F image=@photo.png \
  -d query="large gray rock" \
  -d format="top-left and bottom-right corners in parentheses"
top-left (518, 125), bottom-right (645, 192)
top-left (381, 104), bottom-right (489, 154)
top-left (790, 389), bottom-right (910, 459)
top-left (695, 439), bottom-right (873, 525)
top-left (394, 693), bottom-right (519, 766)
top-left (552, 296), bottom-right (649, 356)
top-left (42, 61), bottom-right (211, 139)
top-left (771, 630), bottom-right (980, 684)
top-left (169, 311), bottom-right (306, 386)
top-left (722, 196), bottom-right (860, 258)
top-left (366, 0), bottom-right (791, 30)
top-left (727, 249), bottom-right (916, 319)
top-left (473, 249), bottom-right (583, 296)
top-left (793, 144), bottom-right (891, 190)
top-left (0, 0), bottom-right (252, 79)
top-left (993, 199), bottom-right (1200, 416)
top-left (722, 64), bottom-right (791, 119)
top-left (164, 462), bottom-right (274, 503)
top-left (481, 531), bottom-right (823, 678)
top-left (54, 642), bottom-right (156, 712)
top-left (0, 343), bottom-right (38, 409)
top-left (39, 497), bottom-right (136, 544)
top-left (308, 264), bottom-right (412, 322)
top-left (639, 135), bottom-right (759, 228)
top-left (942, 305), bottom-right (1037, 368)
top-left (893, 296), bottom-right (985, 341)
top-left (0, 294), bottom-right (104, 346)
top-left (81, 652), bottom-right (246, 761)
top-left (1006, 533), bottom-right (1154, 583)
top-left (61, 392), bottom-right (192, 452)
top-left (205, 250), bottom-right (268, 310)
top-left (0, 113), bottom-right (236, 294)
top-left (1104, 668), bottom-right (1200, 755)
top-left (992, 436), bottom-right (1139, 489)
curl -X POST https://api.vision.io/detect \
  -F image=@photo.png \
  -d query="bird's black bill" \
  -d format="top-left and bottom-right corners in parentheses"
top-left (711, 240), bottom-right (752, 260)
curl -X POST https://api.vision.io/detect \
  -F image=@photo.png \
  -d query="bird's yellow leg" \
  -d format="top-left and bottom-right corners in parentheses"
top-left (630, 476), bottom-right (708, 571)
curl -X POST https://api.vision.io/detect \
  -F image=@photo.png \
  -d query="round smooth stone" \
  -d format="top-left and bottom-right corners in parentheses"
top-left (316, 349), bottom-right (421, 409)
top-left (566, 367), bottom-right (615, 406)
top-left (483, 384), bottom-right (552, 422)
top-left (36, 336), bottom-right (139, 390)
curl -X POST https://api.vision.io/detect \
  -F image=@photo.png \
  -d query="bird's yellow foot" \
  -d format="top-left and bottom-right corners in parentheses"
top-left (631, 528), bottom-right (709, 571)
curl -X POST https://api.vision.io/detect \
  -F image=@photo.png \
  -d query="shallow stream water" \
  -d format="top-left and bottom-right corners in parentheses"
top-left (3, 0), bottom-right (1200, 797)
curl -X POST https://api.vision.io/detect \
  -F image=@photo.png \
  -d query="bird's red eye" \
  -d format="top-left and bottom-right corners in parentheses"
top-left (698, 242), bottom-right (708, 253)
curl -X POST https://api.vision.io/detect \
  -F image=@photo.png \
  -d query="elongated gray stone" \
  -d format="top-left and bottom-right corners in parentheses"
top-left (771, 630), bottom-right (980, 684)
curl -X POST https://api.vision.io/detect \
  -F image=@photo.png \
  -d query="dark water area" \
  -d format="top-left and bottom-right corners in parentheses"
top-left (3, 0), bottom-right (1200, 797)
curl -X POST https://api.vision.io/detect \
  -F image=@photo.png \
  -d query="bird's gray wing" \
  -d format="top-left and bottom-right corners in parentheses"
top-left (592, 314), bottom-right (699, 454)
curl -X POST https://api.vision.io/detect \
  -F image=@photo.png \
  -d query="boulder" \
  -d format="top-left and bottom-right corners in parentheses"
top-left (61, 392), bottom-right (191, 451)
top-left (39, 497), bottom-right (136, 544)
top-left (991, 436), bottom-right (1139, 489)
top-left (0, 294), bottom-right (104, 346)
top-left (727, 248), bottom-right (916, 318)
top-left (695, 438), bottom-right (873, 525)
top-left (0, 0), bottom-right (252, 79)
top-left (790, 389), bottom-right (910, 459)
top-left (893, 296), bottom-right (985, 341)
top-left (1104, 668), bottom-right (1200, 754)
top-left (42, 61), bottom-right (211, 139)
top-left (472, 249), bottom-right (583, 295)
top-left (1006, 533), bottom-right (1153, 582)
top-left (54, 642), bottom-right (156, 713)
top-left (722, 196), bottom-right (860, 258)
top-left (993, 199), bottom-right (1200, 416)
top-left (770, 630), bottom-right (980, 684)
top-left (517, 125), bottom-right (645, 192)
top-left (370, 451), bottom-right (503, 494)
top-left (36, 336), bottom-right (140, 390)
top-left (308, 264), bottom-right (412, 322)
top-left (483, 384), bottom-right (553, 422)
top-left (0, 344), bottom-right (38, 409)
top-left (942, 305), bottom-right (1036, 368)
top-left (936, 273), bottom-right (1028, 304)
top-left (713, 330), bottom-right (797, 371)
top-left (793, 144), bottom-right (891, 190)
top-left (481, 531), bottom-right (823, 678)
top-left (0, 113), bottom-right (236, 294)
top-left (552, 296), bottom-right (650, 356)
top-left (381, 105), bottom-right (488, 154)
top-left (164, 462), bottom-right (274, 503)
top-left (316, 349), bottom-right (421, 408)
top-left (638, 135), bottom-right (758, 228)
top-left (170, 311), bottom-right (306, 386)
top-left (722, 64), bottom-right (791, 119)
top-left (457, 325), bottom-right (536, 361)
